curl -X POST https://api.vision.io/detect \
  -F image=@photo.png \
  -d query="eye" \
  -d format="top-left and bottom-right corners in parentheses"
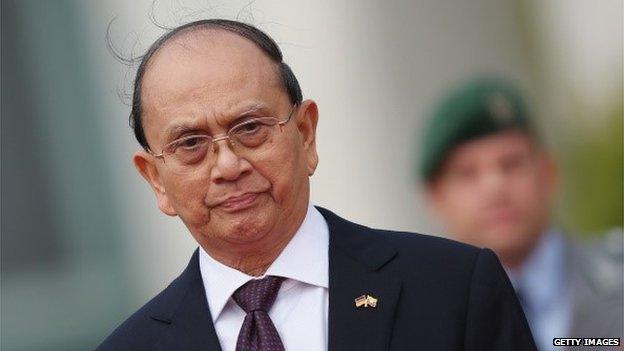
top-left (173, 135), bottom-right (207, 151)
top-left (501, 153), bottom-right (530, 173)
top-left (181, 137), bottom-right (199, 148)
top-left (231, 118), bottom-right (276, 147)
top-left (237, 120), bottom-right (262, 134)
top-left (449, 165), bottom-right (477, 182)
top-left (167, 135), bottom-right (209, 165)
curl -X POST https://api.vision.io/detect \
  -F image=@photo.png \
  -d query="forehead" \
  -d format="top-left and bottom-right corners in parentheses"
top-left (140, 29), bottom-right (285, 132)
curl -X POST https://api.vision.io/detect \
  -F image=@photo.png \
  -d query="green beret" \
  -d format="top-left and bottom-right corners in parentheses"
top-left (418, 77), bottom-right (533, 182)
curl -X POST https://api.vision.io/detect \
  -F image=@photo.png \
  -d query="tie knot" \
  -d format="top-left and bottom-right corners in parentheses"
top-left (233, 276), bottom-right (285, 313)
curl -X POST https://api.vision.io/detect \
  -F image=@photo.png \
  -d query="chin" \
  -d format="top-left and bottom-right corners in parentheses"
top-left (471, 223), bottom-right (514, 244)
top-left (219, 210), bottom-right (275, 243)
top-left (484, 229), bottom-right (531, 256)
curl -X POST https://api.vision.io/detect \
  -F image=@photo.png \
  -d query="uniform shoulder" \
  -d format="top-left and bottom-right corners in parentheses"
top-left (570, 229), bottom-right (624, 296)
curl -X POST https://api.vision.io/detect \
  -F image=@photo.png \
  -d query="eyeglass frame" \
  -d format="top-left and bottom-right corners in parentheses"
top-left (147, 104), bottom-right (299, 162)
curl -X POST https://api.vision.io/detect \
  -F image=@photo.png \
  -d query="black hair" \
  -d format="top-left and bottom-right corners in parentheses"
top-left (122, 19), bottom-right (303, 150)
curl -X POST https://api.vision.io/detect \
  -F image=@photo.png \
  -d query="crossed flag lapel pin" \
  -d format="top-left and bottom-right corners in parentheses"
top-left (355, 294), bottom-right (378, 308)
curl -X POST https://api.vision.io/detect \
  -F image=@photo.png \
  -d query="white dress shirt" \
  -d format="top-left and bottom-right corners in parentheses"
top-left (507, 230), bottom-right (572, 351)
top-left (199, 204), bottom-right (329, 351)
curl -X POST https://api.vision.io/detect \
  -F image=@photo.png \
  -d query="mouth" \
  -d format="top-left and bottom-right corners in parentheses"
top-left (482, 208), bottom-right (520, 227)
top-left (217, 192), bottom-right (263, 213)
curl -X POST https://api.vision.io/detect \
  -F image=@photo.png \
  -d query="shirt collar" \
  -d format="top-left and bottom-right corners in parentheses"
top-left (198, 204), bottom-right (329, 322)
top-left (508, 229), bottom-right (567, 312)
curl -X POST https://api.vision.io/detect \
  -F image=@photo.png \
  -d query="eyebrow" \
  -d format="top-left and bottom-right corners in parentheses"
top-left (163, 122), bottom-right (204, 142)
top-left (162, 103), bottom-right (273, 141)
top-left (215, 103), bottom-right (272, 127)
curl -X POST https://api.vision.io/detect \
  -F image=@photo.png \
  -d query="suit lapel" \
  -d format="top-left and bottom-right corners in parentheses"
top-left (318, 207), bottom-right (402, 351)
top-left (150, 250), bottom-right (223, 351)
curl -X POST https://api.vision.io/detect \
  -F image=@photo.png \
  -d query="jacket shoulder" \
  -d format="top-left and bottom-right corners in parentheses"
top-left (318, 206), bottom-right (484, 275)
top-left (379, 227), bottom-right (481, 257)
top-left (94, 282), bottom-right (175, 350)
top-left (373, 227), bottom-right (487, 277)
top-left (94, 256), bottom-right (196, 351)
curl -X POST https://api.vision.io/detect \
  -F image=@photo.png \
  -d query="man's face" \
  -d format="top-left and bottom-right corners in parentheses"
top-left (427, 130), bottom-right (557, 267)
top-left (133, 30), bottom-right (318, 256)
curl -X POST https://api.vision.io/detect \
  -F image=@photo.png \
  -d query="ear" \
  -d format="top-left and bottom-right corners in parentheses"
top-left (133, 150), bottom-right (178, 216)
top-left (424, 180), bottom-right (443, 214)
top-left (295, 99), bottom-right (319, 176)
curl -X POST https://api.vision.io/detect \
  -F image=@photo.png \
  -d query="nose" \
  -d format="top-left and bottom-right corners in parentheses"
top-left (482, 168), bottom-right (504, 188)
top-left (480, 167), bottom-right (508, 200)
top-left (209, 138), bottom-right (253, 183)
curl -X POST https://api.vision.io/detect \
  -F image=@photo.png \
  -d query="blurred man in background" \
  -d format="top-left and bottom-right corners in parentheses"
top-left (418, 77), bottom-right (623, 350)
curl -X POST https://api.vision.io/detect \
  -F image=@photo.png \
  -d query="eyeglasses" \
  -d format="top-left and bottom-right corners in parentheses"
top-left (148, 104), bottom-right (297, 174)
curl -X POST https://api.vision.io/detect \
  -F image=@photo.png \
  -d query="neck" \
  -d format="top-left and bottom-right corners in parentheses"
top-left (501, 253), bottom-right (529, 272)
top-left (500, 234), bottom-right (545, 272)
top-left (213, 233), bottom-right (294, 276)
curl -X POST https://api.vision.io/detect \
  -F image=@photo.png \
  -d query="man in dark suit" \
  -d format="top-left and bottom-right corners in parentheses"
top-left (96, 19), bottom-right (536, 350)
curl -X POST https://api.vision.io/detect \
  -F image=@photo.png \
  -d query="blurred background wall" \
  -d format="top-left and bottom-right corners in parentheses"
top-left (1, 0), bottom-right (621, 350)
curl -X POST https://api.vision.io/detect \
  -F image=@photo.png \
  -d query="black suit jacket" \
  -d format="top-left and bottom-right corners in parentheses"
top-left (96, 207), bottom-right (536, 350)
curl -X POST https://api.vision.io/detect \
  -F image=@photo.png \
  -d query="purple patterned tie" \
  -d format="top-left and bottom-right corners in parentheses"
top-left (232, 276), bottom-right (286, 351)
